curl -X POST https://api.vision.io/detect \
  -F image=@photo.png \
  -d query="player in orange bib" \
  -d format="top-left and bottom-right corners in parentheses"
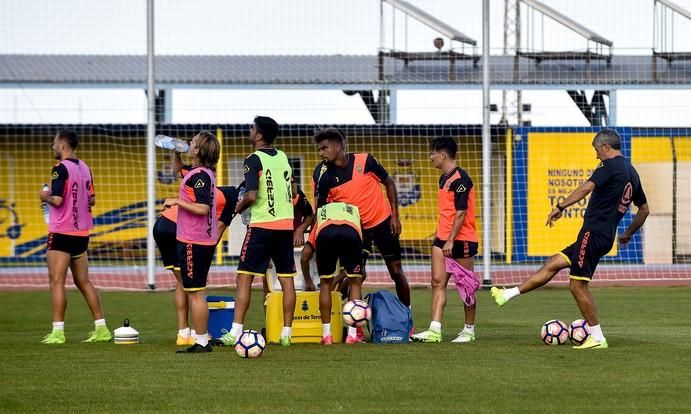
top-left (413, 136), bottom-right (479, 343)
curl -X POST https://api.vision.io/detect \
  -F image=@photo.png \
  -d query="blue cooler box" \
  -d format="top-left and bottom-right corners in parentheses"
top-left (207, 296), bottom-right (235, 339)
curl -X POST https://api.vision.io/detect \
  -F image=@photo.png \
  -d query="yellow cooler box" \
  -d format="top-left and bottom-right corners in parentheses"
top-left (265, 291), bottom-right (343, 344)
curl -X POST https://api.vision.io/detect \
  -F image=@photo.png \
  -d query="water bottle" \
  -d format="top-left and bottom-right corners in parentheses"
top-left (41, 184), bottom-right (50, 224)
top-left (237, 187), bottom-right (252, 225)
top-left (154, 135), bottom-right (189, 153)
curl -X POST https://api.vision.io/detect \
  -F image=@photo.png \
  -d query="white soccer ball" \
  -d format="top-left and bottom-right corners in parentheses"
top-left (234, 330), bottom-right (266, 359)
top-left (568, 318), bottom-right (591, 345)
top-left (540, 319), bottom-right (569, 345)
top-left (342, 299), bottom-right (371, 327)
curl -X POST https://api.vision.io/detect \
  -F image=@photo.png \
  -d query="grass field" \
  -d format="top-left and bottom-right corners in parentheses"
top-left (1, 287), bottom-right (690, 413)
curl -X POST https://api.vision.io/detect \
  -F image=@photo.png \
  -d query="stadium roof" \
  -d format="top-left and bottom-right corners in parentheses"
top-left (1, 54), bottom-right (691, 90)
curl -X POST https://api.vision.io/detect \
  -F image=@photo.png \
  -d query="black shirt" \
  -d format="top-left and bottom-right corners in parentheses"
top-left (312, 153), bottom-right (389, 208)
top-left (584, 156), bottom-right (647, 239)
top-left (184, 170), bottom-right (213, 207)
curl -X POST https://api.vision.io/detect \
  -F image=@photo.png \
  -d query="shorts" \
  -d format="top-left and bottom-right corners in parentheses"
top-left (433, 238), bottom-right (478, 259)
top-left (237, 227), bottom-right (296, 277)
top-left (153, 216), bottom-right (179, 270)
top-left (47, 233), bottom-right (89, 258)
top-left (362, 216), bottom-right (401, 263)
top-left (177, 241), bottom-right (215, 291)
top-left (315, 225), bottom-right (363, 279)
top-left (560, 229), bottom-right (613, 281)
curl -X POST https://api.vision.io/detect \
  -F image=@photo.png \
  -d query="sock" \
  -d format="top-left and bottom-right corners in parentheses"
top-left (505, 287), bottom-right (521, 301)
top-left (190, 329), bottom-right (197, 337)
top-left (178, 327), bottom-right (191, 338)
top-left (322, 323), bottom-right (331, 337)
top-left (52, 321), bottom-right (64, 331)
top-left (464, 324), bottom-right (475, 334)
top-left (281, 327), bottom-right (292, 338)
top-left (195, 332), bottom-right (209, 347)
top-left (347, 326), bottom-right (358, 337)
top-left (430, 320), bottom-right (442, 333)
top-left (230, 323), bottom-right (243, 338)
top-left (94, 318), bottom-right (106, 328)
top-left (589, 324), bottom-right (605, 342)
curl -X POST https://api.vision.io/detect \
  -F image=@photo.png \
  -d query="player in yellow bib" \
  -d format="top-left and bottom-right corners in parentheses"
top-left (306, 202), bottom-right (364, 345)
top-left (219, 116), bottom-right (298, 347)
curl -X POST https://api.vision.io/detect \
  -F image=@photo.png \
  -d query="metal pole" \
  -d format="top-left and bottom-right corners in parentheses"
top-left (482, 0), bottom-right (492, 287)
top-left (146, 0), bottom-right (157, 289)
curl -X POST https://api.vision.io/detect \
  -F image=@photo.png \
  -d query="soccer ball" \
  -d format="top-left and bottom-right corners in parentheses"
top-left (342, 299), bottom-right (371, 327)
top-left (540, 319), bottom-right (569, 345)
top-left (568, 318), bottom-right (591, 345)
top-left (234, 330), bottom-right (266, 359)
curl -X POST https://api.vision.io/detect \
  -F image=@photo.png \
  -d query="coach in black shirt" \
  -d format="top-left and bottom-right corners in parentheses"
top-left (491, 128), bottom-right (650, 350)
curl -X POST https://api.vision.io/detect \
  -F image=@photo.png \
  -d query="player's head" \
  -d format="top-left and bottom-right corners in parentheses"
top-left (53, 130), bottom-right (79, 160)
top-left (429, 136), bottom-right (457, 168)
top-left (190, 130), bottom-right (220, 169)
top-left (314, 127), bottom-right (346, 163)
top-left (251, 116), bottom-right (279, 145)
top-left (592, 128), bottom-right (621, 160)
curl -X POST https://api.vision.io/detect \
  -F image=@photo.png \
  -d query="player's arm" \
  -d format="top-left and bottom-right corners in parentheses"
top-left (293, 189), bottom-right (315, 247)
top-left (383, 176), bottom-right (401, 236)
top-left (546, 180), bottom-right (596, 227)
top-left (216, 187), bottom-right (238, 245)
top-left (88, 170), bottom-right (96, 207)
top-left (312, 163), bottom-right (330, 208)
top-left (365, 154), bottom-right (402, 236)
top-left (40, 164), bottom-right (67, 207)
top-left (620, 184), bottom-right (650, 244)
top-left (235, 155), bottom-right (260, 214)
top-left (171, 151), bottom-right (184, 175)
top-left (301, 228), bottom-right (317, 291)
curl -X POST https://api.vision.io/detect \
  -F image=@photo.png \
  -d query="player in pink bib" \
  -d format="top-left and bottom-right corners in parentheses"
top-left (163, 131), bottom-right (221, 354)
top-left (38, 130), bottom-right (111, 344)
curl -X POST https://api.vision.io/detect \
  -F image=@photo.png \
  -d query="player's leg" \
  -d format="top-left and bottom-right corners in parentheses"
top-left (153, 217), bottom-right (191, 345)
top-left (274, 230), bottom-right (297, 346)
top-left (491, 251), bottom-right (570, 307)
top-left (451, 242), bottom-right (476, 343)
top-left (373, 217), bottom-right (411, 306)
top-left (569, 231), bottom-right (609, 349)
top-left (412, 244), bottom-right (447, 343)
top-left (315, 228), bottom-right (339, 344)
top-left (43, 234), bottom-right (70, 344)
top-left (71, 249), bottom-right (111, 343)
top-left (222, 228), bottom-right (268, 345)
top-left (177, 244), bottom-right (213, 353)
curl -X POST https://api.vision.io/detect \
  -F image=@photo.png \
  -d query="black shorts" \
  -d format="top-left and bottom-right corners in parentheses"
top-left (47, 233), bottom-right (89, 258)
top-left (363, 216), bottom-right (401, 263)
top-left (316, 225), bottom-right (363, 279)
top-left (177, 241), bottom-right (215, 291)
top-left (560, 229), bottom-right (613, 281)
top-left (237, 227), bottom-right (296, 277)
top-left (433, 238), bottom-right (478, 259)
top-left (153, 216), bottom-right (178, 270)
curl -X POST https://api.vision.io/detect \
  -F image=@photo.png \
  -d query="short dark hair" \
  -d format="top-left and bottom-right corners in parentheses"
top-left (314, 127), bottom-right (346, 145)
top-left (254, 116), bottom-right (279, 144)
top-left (56, 130), bottom-right (79, 150)
top-left (593, 128), bottom-right (621, 150)
top-left (429, 136), bottom-right (457, 158)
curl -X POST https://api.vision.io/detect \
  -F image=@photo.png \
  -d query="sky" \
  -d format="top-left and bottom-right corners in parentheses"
top-left (2, 0), bottom-right (691, 126)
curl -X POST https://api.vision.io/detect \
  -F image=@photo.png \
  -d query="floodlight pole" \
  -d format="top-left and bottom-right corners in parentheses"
top-left (481, 0), bottom-right (492, 288)
top-left (146, 0), bottom-right (157, 290)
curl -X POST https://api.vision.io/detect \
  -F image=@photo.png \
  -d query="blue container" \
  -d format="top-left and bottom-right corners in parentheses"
top-left (206, 296), bottom-right (235, 339)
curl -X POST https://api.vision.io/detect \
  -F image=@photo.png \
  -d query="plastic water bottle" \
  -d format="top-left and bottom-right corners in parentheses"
top-left (237, 187), bottom-right (252, 225)
top-left (154, 135), bottom-right (189, 153)
top-left (41, 184), bottom-right (50, 224)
